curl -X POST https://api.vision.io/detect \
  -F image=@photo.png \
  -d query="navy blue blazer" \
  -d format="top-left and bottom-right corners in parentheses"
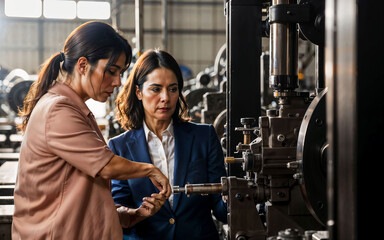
top-left (109, 121), bottom-right (227, 240)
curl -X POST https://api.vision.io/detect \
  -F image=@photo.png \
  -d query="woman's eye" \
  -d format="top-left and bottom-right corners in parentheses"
top-left (151, 88), bottom-right (160, 92)
top-left (108, 70), bottom-right (118, 75)
top-left (169, 87), bottom-right (178, 93)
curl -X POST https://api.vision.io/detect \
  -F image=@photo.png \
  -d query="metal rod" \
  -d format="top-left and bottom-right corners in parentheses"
top-left (161, 0), bottom-right (168, 50)
top-left (173, 183), bottom-right (223, 194)
top-left (111, 0), bottom-right (121, 29)
top-left (135, 0), bottom-right (144, 54)
top-left (315, 45), bottom-right (325, 94)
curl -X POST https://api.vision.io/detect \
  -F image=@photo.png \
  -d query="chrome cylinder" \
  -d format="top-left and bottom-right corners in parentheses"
top-left (269, 0), bottom-right (299, 91)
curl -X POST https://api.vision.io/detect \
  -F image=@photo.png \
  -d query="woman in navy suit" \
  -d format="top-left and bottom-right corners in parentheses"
top-left (109, 49), bottom-right (227, 240)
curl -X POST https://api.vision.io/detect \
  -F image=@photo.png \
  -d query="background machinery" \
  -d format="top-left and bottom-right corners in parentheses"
top-left (0, 68), bottom-right (35, 152)
top-left (174, 0), bottom-right (382, 239)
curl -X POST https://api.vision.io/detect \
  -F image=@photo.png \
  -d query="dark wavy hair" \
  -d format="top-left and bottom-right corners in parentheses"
top-left (115, 49), bottom-right (190, 130)
top-left (17, 21), bottom-right (132, 132)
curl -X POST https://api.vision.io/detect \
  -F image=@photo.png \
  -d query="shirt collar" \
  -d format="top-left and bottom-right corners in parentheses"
top-left (143, 119), bottom-right (174, 141)
top-left (48, 81), bottom-right (91, 117)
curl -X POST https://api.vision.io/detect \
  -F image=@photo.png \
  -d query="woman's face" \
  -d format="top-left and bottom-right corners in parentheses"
top-left (136, 67), bottom-right (179, 124)
top-left (83, 53), bottom-right (126, 102)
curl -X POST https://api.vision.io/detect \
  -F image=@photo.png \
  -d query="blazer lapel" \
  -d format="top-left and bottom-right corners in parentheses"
top-left (128, 128), bottom-right (152, 164)
top-left (172, 122), bottom-right (194, 211)
top-left (129, 128), bottom-right (173, 213)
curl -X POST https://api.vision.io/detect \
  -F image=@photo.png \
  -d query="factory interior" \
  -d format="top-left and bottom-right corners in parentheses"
top-left (0, 0), bottom-right (383, 239)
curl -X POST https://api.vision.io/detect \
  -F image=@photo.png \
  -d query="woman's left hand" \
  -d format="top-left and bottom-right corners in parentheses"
top-left (115, 193), bottom-right (167, 228)
top-left (137, 193), bottom-right (166, 217)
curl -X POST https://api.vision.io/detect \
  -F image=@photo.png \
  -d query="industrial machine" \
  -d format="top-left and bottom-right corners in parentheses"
top-left (174, 0), bottom-right (331, 239)
top-left (0, 68), bottom-right (34, 118)
top-left (174, 0), bottom-right (383, 239)
top-left (183, 43), bottom-right (227, 124)
top-left (0, 68), bottom-right (35, 151)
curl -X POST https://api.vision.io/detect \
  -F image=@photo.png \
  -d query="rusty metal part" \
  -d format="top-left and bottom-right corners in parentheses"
top-left (173, 183), bottom-right (223, 195)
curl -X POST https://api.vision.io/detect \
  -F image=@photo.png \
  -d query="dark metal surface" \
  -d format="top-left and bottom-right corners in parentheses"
top-left (213, 43), bottom-right (227, 85)
top-left (298, 0), bottom-right (325, 46)
top-left (325, 1), bottom-right (384, 239)
top-left (225, 177), bottom-right (266, 240)
top-left (7, 80), bottom-right (33, 113)
top-left (297, 88), bottom-right (327, 226)
top-left (184, 87), bottom-right (217, 122)
top-left (226, 0), bottom-right (262, 176)
top-left (213, 109), bottom-right (226, 140)
top-left (201, 91), bottom-right (226, 124)
top-left (185, 88), bottom-right (217, 109)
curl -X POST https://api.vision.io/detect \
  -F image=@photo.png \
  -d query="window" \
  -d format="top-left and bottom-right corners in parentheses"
top-left (44, 0), bottom-right (76, 19)
top-left (5, 0), bottom-right (42, 18)
top-left (78, 1), bottom-right (111, 20)
top-left (4, 0), bottom-right (111, 20)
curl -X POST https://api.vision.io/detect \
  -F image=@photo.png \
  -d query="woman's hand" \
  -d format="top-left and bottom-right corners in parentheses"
top-left (136, 193), bottom-right (166, 217)
top-left (148, 167), bottom-right (171, 198)
top-left (115, 205), bottom-right (132, 228)
top-left (99, 156), bottom-right (170, 197)
top-left (115, 193), bottom-right (166, 228)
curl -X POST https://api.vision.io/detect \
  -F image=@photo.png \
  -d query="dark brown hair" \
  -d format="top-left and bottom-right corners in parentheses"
top-left (115, 49), bottom-right (190, 130)
top-left (17, 21), bottom-right (132, 132)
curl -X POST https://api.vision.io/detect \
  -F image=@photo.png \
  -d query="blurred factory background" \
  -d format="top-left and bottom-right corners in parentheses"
top-left (0, 0), bottom-right (226, 77)
top-left (0, 0), bottom-right (231, 149)
top-left (0, 0), bottom-right (383, 240)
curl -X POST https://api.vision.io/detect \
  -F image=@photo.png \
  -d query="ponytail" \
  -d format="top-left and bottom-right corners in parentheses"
top-left (17, 21), bottom-right (132, 133)
top-left (17, 52), bottom-right (63, 132)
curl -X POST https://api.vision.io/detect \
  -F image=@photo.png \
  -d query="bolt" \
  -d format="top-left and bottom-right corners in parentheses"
top-left (277, 192), bottom-right (285, 198)
top-left (287, 161), bottom-right (300, 169)
top-left (293, 173), bottom-right (302, 179)
top-left (277, 134), bottom-right (285, 142)
top-left (235, 193), bottom-right (243, 200)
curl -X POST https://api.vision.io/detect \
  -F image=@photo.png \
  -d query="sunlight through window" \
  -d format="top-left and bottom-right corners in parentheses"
top-left (5, 0), bottom-right (42, 18)
top-left (43, 0), bottom-right (76, 19)
top-left (77, 1), bottom-right (111, 20)
top-left (4, 0), bottom-right (111, 20)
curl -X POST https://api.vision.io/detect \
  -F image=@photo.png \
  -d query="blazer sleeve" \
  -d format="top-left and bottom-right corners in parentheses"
top-left (108, 138), bottom-right (133, 207)
top-left (207, 125), bottom-right (228, 223)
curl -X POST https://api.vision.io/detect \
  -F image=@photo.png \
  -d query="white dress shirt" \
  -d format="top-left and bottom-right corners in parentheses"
top-left (143, 120), bottom-right (175, 209)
